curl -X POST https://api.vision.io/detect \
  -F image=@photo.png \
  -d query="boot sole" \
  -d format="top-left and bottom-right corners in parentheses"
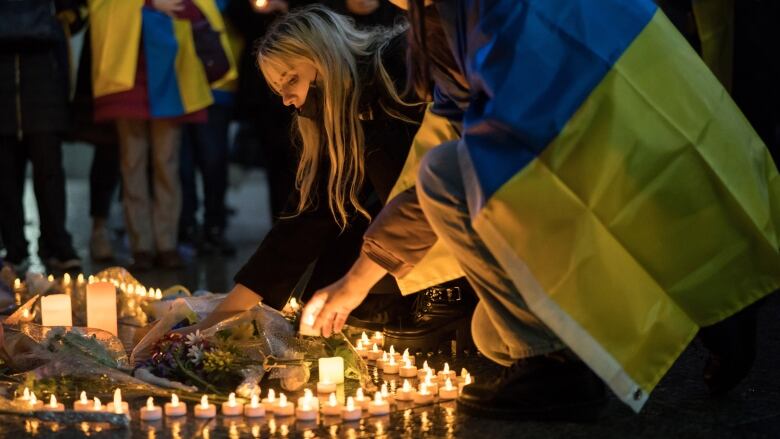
top-left (384, 317), bottom-right (474, 353)
top-left (456, 395), bottom-right (607, 422)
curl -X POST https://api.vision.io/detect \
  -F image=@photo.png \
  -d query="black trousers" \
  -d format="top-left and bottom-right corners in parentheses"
top-left (89, 143), bottom-right (120, 219)
top-left (0, 132), bottom-right (74, 262)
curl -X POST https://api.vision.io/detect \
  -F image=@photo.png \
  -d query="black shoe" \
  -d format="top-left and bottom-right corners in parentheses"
top-left (45, 252), bottom-right (82, 274)
top-left (458, 352), bottom-right (607, 421)
top-left (201, 227), bottom-right (236, 257)
top-left (346, 292), bottom-right (416, 332)
top-left (383, 278), bottom-right (478, 353)
top-left (698, 299), bottom-right (762, 395)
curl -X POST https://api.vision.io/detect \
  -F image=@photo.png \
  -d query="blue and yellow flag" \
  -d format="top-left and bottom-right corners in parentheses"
top-left (455, 0), bottom-right (780, 411)
top-left (88, 0), bottom-right (237, 117)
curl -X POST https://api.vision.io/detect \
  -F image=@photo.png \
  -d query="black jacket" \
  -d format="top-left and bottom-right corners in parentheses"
top-left (234, 33), bottom-right (424, 310)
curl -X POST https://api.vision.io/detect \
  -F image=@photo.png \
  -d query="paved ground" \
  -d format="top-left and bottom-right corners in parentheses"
top-left (1, 143), bottom-right (778, 438)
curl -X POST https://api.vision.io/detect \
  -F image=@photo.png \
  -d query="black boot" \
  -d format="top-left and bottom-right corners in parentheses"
top-left (383, 278), bottom-right (478, 353)
top-left (458, 352), bottom-right (607, 421)
top-left (345, 292), bottom-right (416, 332)
top-left (698, 299), bottom-right (762, 395)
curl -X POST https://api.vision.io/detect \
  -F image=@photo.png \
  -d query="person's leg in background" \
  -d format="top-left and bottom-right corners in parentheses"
top-left (89, 143), bottom-right (120, 262)
top-left (178, 123), bottom-right (200, 249)
top-left (149, 118), bottom-right (184, 269)
top-left (0, 136), bottom-right (31, 272)
top-left (117, 118), bottom-right (155, 271)
top-left (27, 131), bottom-right (80, 272)
top-left (417, 141), bottom-right (606, 420)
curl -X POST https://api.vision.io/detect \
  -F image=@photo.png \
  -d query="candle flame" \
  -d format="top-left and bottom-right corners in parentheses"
top-left (423, 360), bottom-right (429, 370)
top-left (445, 378), bottom-right (453, 390)
top-left (80, 391), bottom-right (87, 404)
top-left (356, 388), bottom-right (364, 399)
top-left (77, 274), bottom-right (84, 284)
top-left (94, 397), bottom-right (102, 410)
top-left (120, 282), bottom-right (126, 292)
top-left (443, 362), bottom-right (450, 373)
top-left (14, 279), bottom-right (21, 289)
top-left (372, 343), bottom-right (379, 352)
top-left (47, 274), bottom-right (54, 282)
top-left (50, 395), bottom-right (57, 408)
top-left (356, 340), bottom-right (363, 350)
top-left (29, 392), bottom-right (38, 405)
top-left (147, 397), bottom-right (155, 410)
top-left (22, 308), bottom-right (30, 318)
top-left (381, 352), bottom-right (388, 361)
top-left (289, 297), bottom-right (299, 310)
top-left (374, 331), bottom-right (382, 339)
top-left (200, 395), bottom-right (209, 408)
top-left (127, 284), bottom-right (135, 294)
top-left (228, 392), bottom-right (236, 406)
top-left (328, 393), bottom-right (337, 406)
top-left (171, 393), bottom-right (179, 406)
top-left (361, 332), bottom-right (369, 342)
top-left (113, 389), bottom-right (122, 406)
top-left (374, 392), bottom-right (383, 403)
top-left (268, 389), bottom-right (276, 401)
top-left (88, 275), bottom-right (95, 284)
top-left (461, 367), bottom-right (468, 377)
top-left (155, 289), bottom-right (162, 300)
top-left (389, 345), bottom-right (396, 355)
top-left (278, 393), bottom-right (287, 407)
top-left (251, 394), bottom-right (259, 407)
top-left (465, 374), bottom-right (472, 385)
top-left (63, 273), bottom-right (71, 285)
top-left (346, 397), bottom-right (355, 410)
top-left (22, 387), bottom-right (30, 400)
top-left (256, 0), bottom-right (267, 8)
top-left (402, 380), bottom-right (411, 391)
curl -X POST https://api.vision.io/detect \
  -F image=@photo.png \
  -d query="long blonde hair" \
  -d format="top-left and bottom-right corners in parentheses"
top-left (257, 5), bottom-right (411, 229)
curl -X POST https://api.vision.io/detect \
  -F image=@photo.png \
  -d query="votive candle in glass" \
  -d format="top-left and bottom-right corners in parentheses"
top-left (45, 394), bottom-right (64, 411)
top-left (194, 395), bottom-right (216, 418)
top-left (399, 359), bottom-right (417, 378)
top-left (244, 394), bottom-right (265, 418)
top-left (439, 378), bottom-right (458, 400)
top-left (413, 383), bottom-right (433, 405)
top-left (73, 391), bottom-right (91, 411)
top-left (140, 397), bottom-right (163, 421)
top-left (341, 397), bottom-right (361, 421)
top-left (321, 393), bottom-right (342, 417)
top-left (396, 380), bottom-right (415, 401)
top-left (274, 393), bottom-right (294, 417)
top-left (221, 392), bottom-right (243, 416)
top-left (164, 394), bottom-right (187, 417)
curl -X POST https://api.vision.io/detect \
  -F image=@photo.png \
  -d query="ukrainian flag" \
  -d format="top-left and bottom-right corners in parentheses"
top-left (88, 0), bottom-right (237, 117)
top-left (458, 0), bottom-right (780, 411)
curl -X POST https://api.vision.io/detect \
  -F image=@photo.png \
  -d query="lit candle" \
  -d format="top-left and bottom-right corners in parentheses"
top-left (438, 362), bottom-right (456, 383)
top-left (244, 394), bottom-right (265, 418)
top-left (399, 358), bottom-right (417, 378)
top-left (261, 389), bottom-right (277, 412)
top-left (354, 388), bottom-right (369, 410)
top-left (367, 343), bottom-right (383, 361)
top-left (155, 288), bottom-right (162, 300)
top-left (402, 348), bottom-right (415, 365)
top-left (318, 357), bottom-right (345, 384)
top-left (86, 282), bottom-right (118, 336)
top-left (26, 392), bottom-right (43, 410)
top-left (354, 340), bottom-right (368, 358)
top-left (45, 394), bottom-right (65, 411)
top-left (321, 393), bottom-right (342, 416)
top-left (388, 345), bottom-right (400, 360)
top-left (439, 378), bottom-right (458, 400)
top-left (221, 392), bottom-right (243, 416)
top-left (136, 286), bottom-right (146, 297)
top-left (92, 397), bottom-right (104, 412)
top-left (164, 394), bottom-right (187, 417)
top-left (371, 331), bottom-right (384, 347)
top-left (341, 397), bottom-right (361, 421)
top-left (423, 371), bottom-right (439, 394)
top-left (377, 351), bottom-right (390, 369)
top-left (47, 274), bottom-right (54, 283)
top-left (274, 393), bottom-right (294, 417)
top-left (413, 383), bottom-right (433, 405)
top-left (255, 0), bottom-right (267, 9)
top-left (317, 378), bottom-right (336, 394)
top-left (368, 392), bottom-right (390, 416)
top-left (295, 398), bottom-right (317, 421)
top-left (396, 380), bottom-right (415, 401)
top-left (88, 275), bottom-right (95, 284)
top-left (62, 273), bottom-right (71, 287)
top-left (418, 361), bottom-right (434, 380)
top-left (459, 373), bottom-right (473, 394)
top-left (40, 294), bottom-right (73, 327)
top-left (119, 282), bottom-right (127, 293)
top-left (140, 397), bottom-right (163, 421)
top-left (13, 278), bottom-right (22, 292)
top-left (380, 382), bottom-right (394, 405)
top-left (77, 273), bottom-right (85, 285)
top-left (194, 395), bottom-right (216, 418)
top-left (107, 388), bottom-right (129, 415)
top-left (360, 331), bottom-right (370, 345)
top-left (127, 284), bottom-right (135, 295)
top-left (17, 387), bottom-right (30, 401)
top-left (73, 391), bottom-right (91, 411)
top-left (297, 389), bottom-right (319, 410)
top-left (382, 355), bottom-right (399, 374)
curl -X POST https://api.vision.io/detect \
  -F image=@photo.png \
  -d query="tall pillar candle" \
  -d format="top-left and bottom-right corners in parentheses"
top-left (319, 357), bottom-right (345, 384)
top-left (87, 282), bottom-right (118, 336)
top-left (41, 294), bottom-right (73, 327)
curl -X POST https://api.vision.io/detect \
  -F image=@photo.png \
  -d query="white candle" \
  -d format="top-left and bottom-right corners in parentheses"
top-left (87, 282), bottom-right (117, 336)
top-left (355, 340), bottom-right (368, 358)
top-left (423, 371), bottom-right (439, 394)
top-left (368, 391), bottom-right (390, 416)
top-left (319, 357), bottom-right (345, 384)
top-left (354, 388), bottom-right (369, 410)
top-left (40, 294), bottom-right (73, 327)
top-left (439, 378), bottom-right (458, 400)
top-left (377, 351), bottom-right (390, 369)
top-left (17, 387), bottom-right (30, 401)
top-left (367, 343), bottom-right (383, 361)
top-left (107, 388), bottom-right (129, 416)
top-left (297, 389), bottom-right (319, 410)
top-left (459, 373), bottom-right (473, 394)
top-left (62, 273), bottom-right (71, 287)
top-left (274, 393), bottom-right (294, 417)
top-left (380, 382), bottom-right (394, 405)
top-left (399, 359), bottom-right (417, 378)
top-left (221, 392), bottom-right (243, 416)
top-left (261, 389), bottom-right (277, 412)
top-left (73, 391), bottom-right (91, 411)
top-left (382, 355), bottom-right (399, 374)
top-left (418, 361), bottom-right (434, 380)
top-left (45, 394), bottom-right (64, 411)
top-left (194, 395), bottom-right (216, 418)
top-left (321, 393), bottom-right (342, 416)
top-left (92, 397), bottom-right (105, 412)
top-left (396, 380), bottom-right (415, 401)
top-left (164, 394), bottom-right (187, 417)
top-left (244, 394), bottom-right (265, 418)
top-left (438, 362), bottom-right (457, 383)
top-left (371, 331), bottom-right (384, 347)
top-left (341, 397), bottom-right (361, 421)
top-left (413, 383), bottom-right (433, 405)
top-left (295, 398), bottom-right (317, 421)
top-left (77, 273), bottom-right (85, 285)
top-left (402, 348), bottom-right (415, 365)
top-left (27, 392), bottom-right (44, 410)
top-left (317, 379), bottom-right (336, 394)
top-left (140, 397), bottom-right (163, 421)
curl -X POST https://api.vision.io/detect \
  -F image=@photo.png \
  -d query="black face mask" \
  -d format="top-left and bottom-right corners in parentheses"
top-left (296, 82), bottom-right (322, 121)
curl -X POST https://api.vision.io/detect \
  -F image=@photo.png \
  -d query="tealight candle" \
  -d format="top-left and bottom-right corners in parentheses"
top-left (395, 380), bottom-right (415, 401)
top-left (376, 351), bottom-right (390, 369)
top-left (459, 373), bottom-right (473, 394)
top-left (317, 378), bottom-right (336, 394)
top-left (221, 392), bottom-right (243, 416)
top-left (438, 363), bottom-right (457, 383)
top-left (107, 389), bottom-right (129, 416)
top-left (62, 273), bottom-right (71, 287)
top-left (92, 397), bottom-right (105, 412)
top-left (354, 388), bottom-right (369, 410)
top-left (155, 289), bottom-right (162, 300)
top-left (274, 393), bottom-right (294, 417)
top-left (164, 394), bottom-right (187, 417)
top-left (399, 359), bottom-right (417, 378)
top-left (439, 378), bottom-right (458, 400)
top-left (46, 394), bottom-right (64, 411)
top-left (297, 389), bottom-right (319, 410)
top-left (17, 387), bottom-right (30, 402)
top-left (244, 394), bottom-right (265, 418)
top-left (47, 274), bottom-right (54, 283)
top-left (368, 391), bottom-right (390, 416)
top-left (73, 391), bottom-right (91, 411)
top-left (321, 393), bottom-right (342, 416)
top-left (382, 355), bottom-right (399, 374)
top-left (341, 397), bottom-right (361, 421)
top-left (140, 397), bottom-right (163, 421)
top-left (418, 361), bottom-right (435, 380)
top-left (387, 345), bottom-right (400, 360)
top-left (295, 398), bottom-right (317, 421)
top-left (458, 368), bottom-right (470, 383)
top-left (88, 275), bottom-right (95, 284)
top-left (13, 278), bottom-right (22, 292)
top-left (380, 382), bottom-right (394, 405)
top-left (194, 395), bottom-right (216, 418)
top-left (401, 348), bottom-right (415, 365)
top-left (423, 371), bottom-right (439, 394)
top-left (355, 340), bottom-right (368, 358)
top-left (371, 331), bottom-right (384, 347)
top-left (77, 274), bottom-right (85, 285)
top-left (27, 392), bottom-right (44, 410)
top-left (413, 383), bottom-right (433, 405)
top-left (360, 331), bottom-right (370, 345)
top-left (367, 343), bottom-right (383, 361)
top-left (261, 389), bottom-right (277, 412)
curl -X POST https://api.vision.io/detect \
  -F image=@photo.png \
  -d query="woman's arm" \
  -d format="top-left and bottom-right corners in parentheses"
top-left (185, 283), bottom-right (261, 332)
